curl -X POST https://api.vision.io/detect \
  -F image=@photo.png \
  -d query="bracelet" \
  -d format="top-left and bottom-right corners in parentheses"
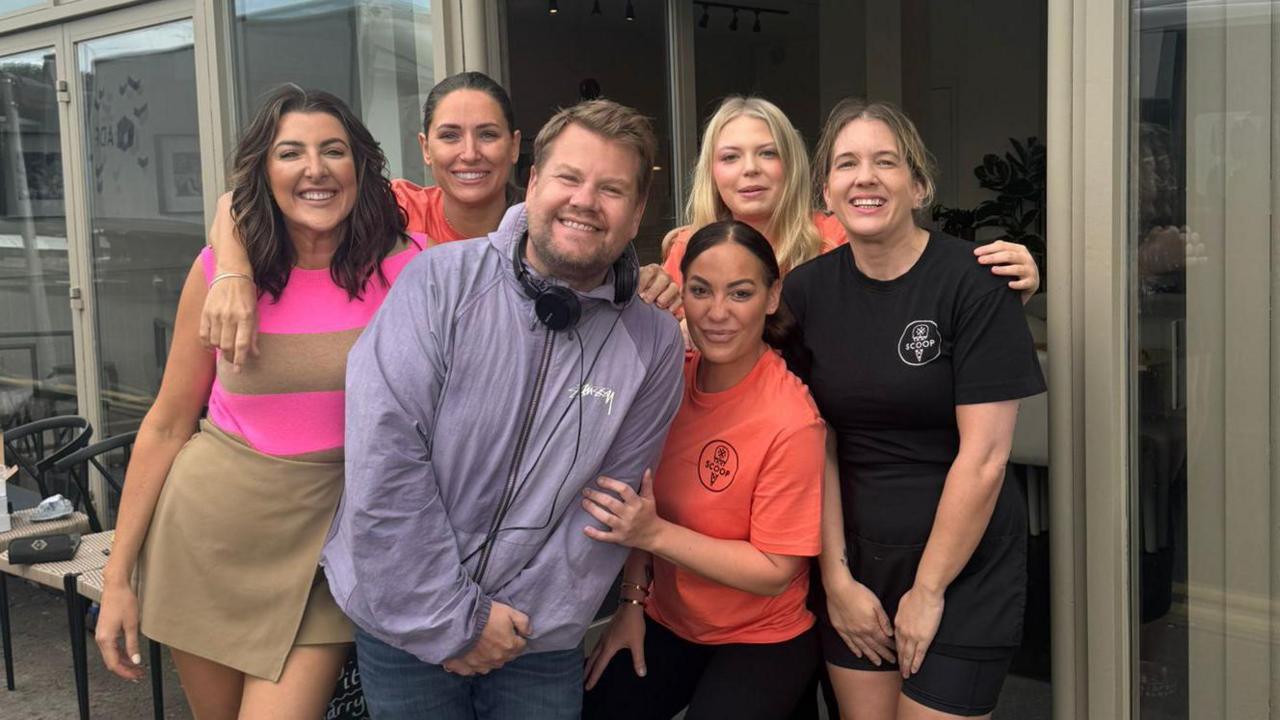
top-left (618, 597), bottom-right (645, 608)
top-left (210, 271), bottom-right (254, 288)
top-left (620, 581), bottom-right (649, 596)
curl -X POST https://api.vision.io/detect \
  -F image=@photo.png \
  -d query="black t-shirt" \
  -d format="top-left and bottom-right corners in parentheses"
top-left (783, 232), bottom-right (1046, 542)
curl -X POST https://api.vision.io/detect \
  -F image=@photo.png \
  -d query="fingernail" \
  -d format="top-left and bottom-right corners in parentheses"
top-left (131, 653), bottom-right (142, 665)
top-left (638, 668), bottom-right (647, 677)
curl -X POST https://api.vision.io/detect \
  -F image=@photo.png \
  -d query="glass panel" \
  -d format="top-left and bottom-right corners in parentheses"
top-left (0, 47), bottom-right (76, 427)
top-left (1130, 3), bottom-right (1278, 718)
top-left (504, 0), bottom-right (674, 264)
top-left (0, 0), bottom-right (47, 17)
top-left (78, 21), bottom-right (205, 435)
top-left (230, 0), bottom-right (435, 183)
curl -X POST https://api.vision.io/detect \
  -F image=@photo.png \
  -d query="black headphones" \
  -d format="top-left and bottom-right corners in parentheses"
top-left (512, 232), bottom-right (639, 331)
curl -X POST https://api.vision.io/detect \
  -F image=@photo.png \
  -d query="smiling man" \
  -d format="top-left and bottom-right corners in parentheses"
top-left (322, 100), bottom-right (685, 719)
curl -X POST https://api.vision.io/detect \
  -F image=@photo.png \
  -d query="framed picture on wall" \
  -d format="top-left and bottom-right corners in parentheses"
top-left (155, 134), bottom-right (202, 214)
top-left (16, 151), bottom-right (65, 217)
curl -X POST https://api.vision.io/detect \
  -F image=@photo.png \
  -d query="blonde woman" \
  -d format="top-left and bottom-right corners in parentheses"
top-left (660, 96), bottom-right (1041, 296)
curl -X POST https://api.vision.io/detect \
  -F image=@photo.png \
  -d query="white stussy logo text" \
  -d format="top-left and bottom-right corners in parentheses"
top-left (568, 382), bottom-right (617, 415)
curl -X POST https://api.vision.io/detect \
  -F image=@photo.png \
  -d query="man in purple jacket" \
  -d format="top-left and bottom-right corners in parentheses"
top-left (322, 99), bottom-right (685, 718)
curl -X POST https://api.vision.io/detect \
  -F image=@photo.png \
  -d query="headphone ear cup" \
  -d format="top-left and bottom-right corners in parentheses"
top-left (613, 244), bottom-right (640, 304)
top-left (534, 285), bottom-right (581, 332)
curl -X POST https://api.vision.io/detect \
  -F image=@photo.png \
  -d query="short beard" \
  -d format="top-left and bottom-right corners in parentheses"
top-left (526, 223), bottom-right (616, 290)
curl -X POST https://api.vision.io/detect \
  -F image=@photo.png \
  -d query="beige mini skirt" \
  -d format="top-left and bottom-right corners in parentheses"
top-left (138, 421), bottom-right (353, 681)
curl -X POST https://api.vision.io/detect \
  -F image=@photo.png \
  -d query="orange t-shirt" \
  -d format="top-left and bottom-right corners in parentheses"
top-left (646, 349), bottom-right (825, 645)
top-left (661, 211), bottom-right (848, 287)
top-left (391, 179), bottom-right (466, 244)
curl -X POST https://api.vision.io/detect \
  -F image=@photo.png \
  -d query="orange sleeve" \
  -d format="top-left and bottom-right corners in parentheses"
top-left (814, 211), bottom-right (848, 253)
top-left (749, 417), bottom-right (826, 556)
top-left (662, 237), bottom-right (687, 289)
top-left (391, 179), bottom-right (429, 236)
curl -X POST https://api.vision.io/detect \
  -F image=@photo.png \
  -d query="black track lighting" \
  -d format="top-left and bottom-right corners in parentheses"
top-left (625, 0), bottom-right (635, 21)
top-left (592, 0), bottom-right (601, 14)
top-left (695, 3), bottom-right (787, 32)
top-left (548, 0), bottom-right (558, 14)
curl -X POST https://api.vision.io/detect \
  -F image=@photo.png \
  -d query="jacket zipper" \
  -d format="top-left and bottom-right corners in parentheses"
top-left (475, 325), bottom-right (556, 585)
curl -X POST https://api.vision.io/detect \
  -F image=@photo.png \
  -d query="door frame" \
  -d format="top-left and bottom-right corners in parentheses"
top-left (1, 0), bottom-right (225, 513)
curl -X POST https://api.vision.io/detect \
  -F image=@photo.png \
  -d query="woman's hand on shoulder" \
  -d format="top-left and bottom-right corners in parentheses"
top-left (637, 264), bottom-right (682, 314)
top-left (95, 582), bottom-right (145, 682)
top-left (974, 240), bottom-right (1040, 304)
top-left (200, 273), bottom-right (258, 368)
top-left (199, 192), bottom-right (259, 368)
top-left (584, 601), bottom-right (647, 690)
top-left (823, 570), bottom-right (896, 667)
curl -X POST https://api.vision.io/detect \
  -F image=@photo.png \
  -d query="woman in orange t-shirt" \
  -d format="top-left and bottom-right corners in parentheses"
top-left (581, 220), bottom-right (826, 720)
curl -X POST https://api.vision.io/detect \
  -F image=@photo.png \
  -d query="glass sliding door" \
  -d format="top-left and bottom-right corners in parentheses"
top-left (0, 45), bottom-right (77, 427)
top-left (502, 0), bottom-right (675, 264)
top-left (230, 0), bottom-right (437, 184)
top-left (1129, 2), bottom-right (1278, 718)
top-left (76, 19), bottom-right (205, 435)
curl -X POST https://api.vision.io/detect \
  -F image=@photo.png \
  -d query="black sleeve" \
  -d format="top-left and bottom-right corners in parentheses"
top-left (779, 271), bottom-right (813, 380)
top-left (952, 285), bottom-right (1046, 405)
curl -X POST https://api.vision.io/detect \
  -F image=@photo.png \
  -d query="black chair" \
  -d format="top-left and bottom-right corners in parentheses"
top-left (3, 415), bottom-right (94, 502)
top-left (57, 431), bottom-right (135, 533)
top-left (0, 432), bottom-right (160, 720)
top-left (57, 432), bottom-right (163, 720)
top-left (0, 416), bottom-right (94, 692)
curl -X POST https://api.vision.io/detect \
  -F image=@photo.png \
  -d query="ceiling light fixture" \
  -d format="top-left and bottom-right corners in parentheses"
top-left (548, 0), bottom-right (558, 14)
top-left (693, 3), bottom-right (788, 32)
top-left (592, 0), bottom-right (601, 14)
top-left (625, 0), bottom-right (635, 21)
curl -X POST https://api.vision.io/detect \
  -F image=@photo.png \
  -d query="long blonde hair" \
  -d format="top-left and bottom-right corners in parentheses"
top-left (670, 96), bottom-right (822, 274)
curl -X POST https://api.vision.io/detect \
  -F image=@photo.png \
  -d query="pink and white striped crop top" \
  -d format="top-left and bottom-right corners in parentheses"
top-left (199, 237), bottom-right (424, 459)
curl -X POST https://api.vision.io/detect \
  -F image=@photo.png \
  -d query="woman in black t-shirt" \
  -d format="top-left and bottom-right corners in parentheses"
top-left (783, 100), bottom-right (1045, 720)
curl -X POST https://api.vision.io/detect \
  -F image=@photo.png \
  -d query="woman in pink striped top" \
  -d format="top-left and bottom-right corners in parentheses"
top-left (96, 86), bottom-right (417, 719)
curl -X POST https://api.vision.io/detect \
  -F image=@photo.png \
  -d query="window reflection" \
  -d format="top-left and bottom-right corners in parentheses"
top-left (79, 21), bottom-right (205, 434)
top-left (231, 0), bottom-right (435, 183)
top-left (0, 48), bottom-right (75, 427)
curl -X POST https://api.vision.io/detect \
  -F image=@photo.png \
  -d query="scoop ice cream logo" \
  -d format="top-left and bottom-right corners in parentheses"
top-left (697, 440), bottom-right (739, 492)
top-left (898, 320), bottom-right (941, 366)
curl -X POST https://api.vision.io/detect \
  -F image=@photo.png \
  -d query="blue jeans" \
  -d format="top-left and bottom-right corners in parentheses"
top-left (355, 628), bottom-right (584, 720)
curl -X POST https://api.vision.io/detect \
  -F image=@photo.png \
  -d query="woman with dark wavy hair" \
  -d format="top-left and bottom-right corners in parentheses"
top-left (94, 85), bottom-right (420, 718)
top-left (581, 220), bottom-right (826, 719)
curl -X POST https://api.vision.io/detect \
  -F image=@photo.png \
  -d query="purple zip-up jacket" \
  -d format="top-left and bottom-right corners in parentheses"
top-left (322, 204), bottom-right (684, 663)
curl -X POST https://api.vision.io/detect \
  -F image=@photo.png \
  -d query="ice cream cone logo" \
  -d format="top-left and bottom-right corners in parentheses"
top-left (898, 320), bottom-right (942, 366)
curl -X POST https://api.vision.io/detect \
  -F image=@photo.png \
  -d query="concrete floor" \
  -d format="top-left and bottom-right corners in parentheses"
top-left (1, 572), bottom-right (1051, 720)
top-left (2, 577), bottom-right (192, 719)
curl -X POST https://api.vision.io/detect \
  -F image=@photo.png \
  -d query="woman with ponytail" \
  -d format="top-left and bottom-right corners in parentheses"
top-left (580, 220), bottom-right (826, 720)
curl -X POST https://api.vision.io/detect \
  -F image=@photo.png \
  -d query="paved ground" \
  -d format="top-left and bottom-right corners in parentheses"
top-left (3, 577), bottom-right (192, 719)
top-left (2, 574), bottom-right (1049, 720)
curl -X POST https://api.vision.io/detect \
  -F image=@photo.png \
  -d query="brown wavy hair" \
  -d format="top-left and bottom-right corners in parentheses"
top-left (229, 84), bottom-right (406, 301)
